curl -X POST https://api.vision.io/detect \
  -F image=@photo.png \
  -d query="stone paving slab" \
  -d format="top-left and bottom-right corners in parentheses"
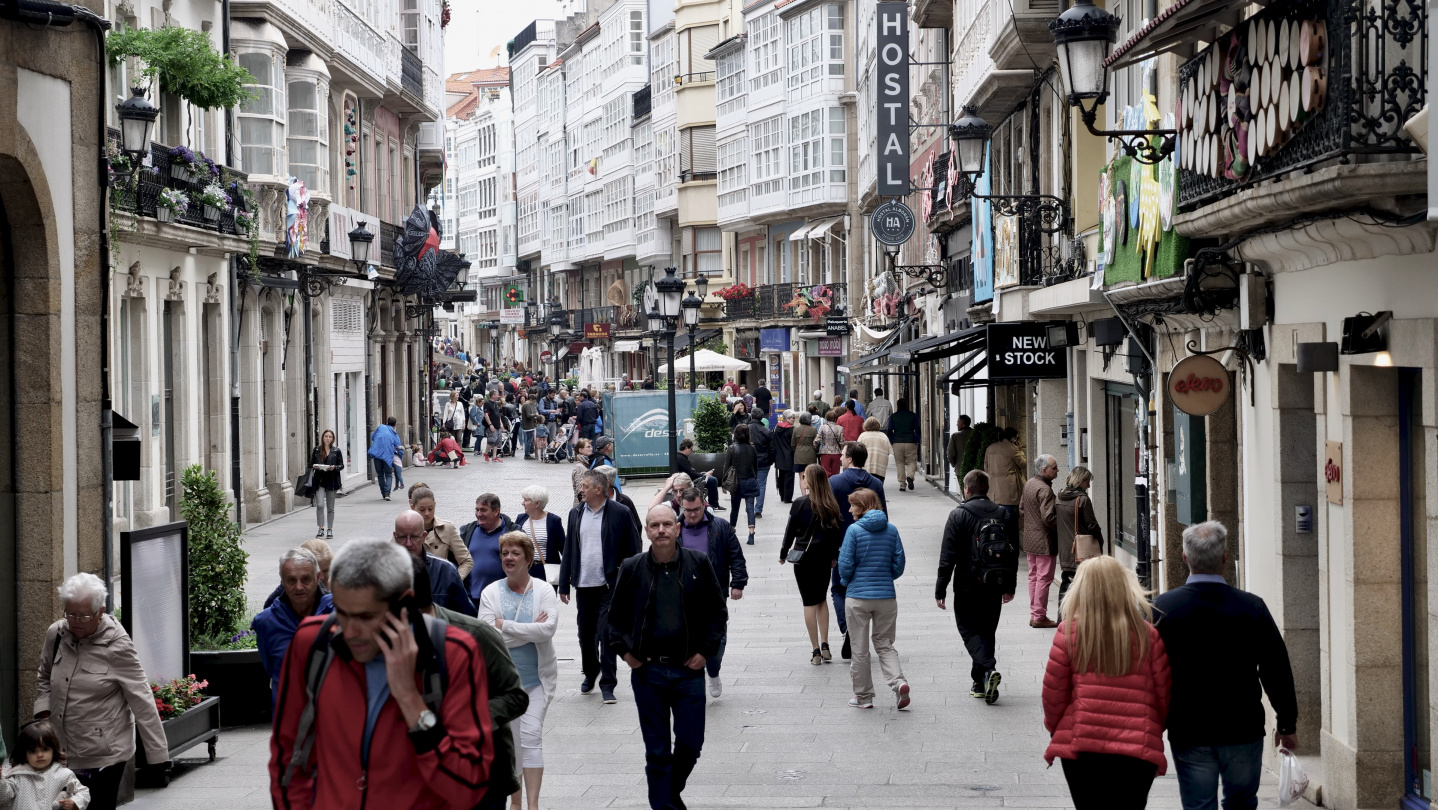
top-left (135, 454), bottom-right (1314, 809)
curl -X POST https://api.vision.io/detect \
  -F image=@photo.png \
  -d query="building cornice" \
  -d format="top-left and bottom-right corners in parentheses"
top-left (705, 33), bottom-right (746, 59)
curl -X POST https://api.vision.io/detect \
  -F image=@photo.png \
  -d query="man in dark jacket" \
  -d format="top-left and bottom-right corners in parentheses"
top-left (751, 384), bottom-right (773, 423)
top-left (676, 439), bottom-right (721, 509)
top-left (412, 555), bottom-right (527, 810)
top-left (252, 548), bottom-right (335, 699)
top-left (575, 391), bottom-right (600, 440)
top-left (886, 398), bottom-right (922, 491)
top-left (607, 505), bottom-right (727, 810)
top-left (828, 442), bottom-right (888, 656)
top-left (935, 469), bottom-right (1017, 705)
top-left (1155, 520), bottom-right (1298, 810)
top-left (750, 418), bottom-right (774, 519)
top-left (771, 413), bottom-right (795, 504)
top-left (678, 487), bottom-right (747, 698)
top-left (395, 510), bottom-right (478, 616)
top-left (559, 470), bottom-right (641, 704)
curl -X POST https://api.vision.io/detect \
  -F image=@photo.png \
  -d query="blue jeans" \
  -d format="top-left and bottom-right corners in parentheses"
top-left (729, 477), bottom-right (758, 530)
top-left (523, 428), bottom-right (537, 456)
top-left (832, 565), bottom-right (847, 635)
top-left (1172, 739), bottom-right (1265, 810)
top-left (705, 633), bottom-right (727, 678)
top-left (755, 466), bottom-right (771, 515)
top-left (631, 663), bottom-right (706, 810)
top-left (372, 457), bottom-right (393, 497)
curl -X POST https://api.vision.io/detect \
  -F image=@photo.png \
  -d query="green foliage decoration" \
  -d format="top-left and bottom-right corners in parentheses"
top-left (179, 465), bottom-right (248, 641)
top-left (692, 395), bottom-right (731, 453)
top-left (107, 26), bottom-right (256, 111)
top-left (959, 421), bottom-right (999, 481)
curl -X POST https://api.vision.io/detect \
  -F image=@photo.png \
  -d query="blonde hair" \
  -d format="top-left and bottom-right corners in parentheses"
top-left (1061, 555), bottom-right (1153, 677)
top-left (299, 538), bottom-right (333, 565)
top-left (499, 530), bottom-right (541, 565)
top-left (863, 417), bottom-right (882, 432)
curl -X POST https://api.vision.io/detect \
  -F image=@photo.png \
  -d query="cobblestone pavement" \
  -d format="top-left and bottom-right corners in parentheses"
top-left (135, 453), bottom-right (1310, 809)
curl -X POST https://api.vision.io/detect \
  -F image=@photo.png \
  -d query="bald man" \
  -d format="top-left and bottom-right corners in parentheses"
top-left (394, 509), bottom-right (477, 616)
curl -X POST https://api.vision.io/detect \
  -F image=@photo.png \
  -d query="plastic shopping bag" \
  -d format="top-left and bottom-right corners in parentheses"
top-left (1277, 747), bottom-right (1309, 807)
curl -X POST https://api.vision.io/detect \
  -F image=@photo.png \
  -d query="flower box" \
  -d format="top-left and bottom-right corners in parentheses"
top-left (156, 207), bottom-right (173, 223)
top-left (134, 695), bottom-right (221, 787)
top-left (170, 164), bottom-right (191, 182)
top-left (190, 648), bottom-right (271, 727)
top-left (202, 204), bottom-right (220, 221)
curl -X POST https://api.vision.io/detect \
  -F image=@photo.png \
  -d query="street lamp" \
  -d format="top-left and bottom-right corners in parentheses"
top-left (944, 110), bottom-right (1071, 235)
top-left (948, 106), bottom-right (992, 179)
top-left (656, 266), bottom-right (685, 319)
top-left (682, 288), bottom-right (703, 393)
top-left (1048, 0), bottom-right (1176, 164)
top-left (116, 87), bottom-right (158, 159)
top-left (348, 221), bottom-right (374, 272)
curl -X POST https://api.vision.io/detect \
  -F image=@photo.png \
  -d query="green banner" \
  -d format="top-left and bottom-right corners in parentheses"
top-left (602, 391), bottom-right (706, 474)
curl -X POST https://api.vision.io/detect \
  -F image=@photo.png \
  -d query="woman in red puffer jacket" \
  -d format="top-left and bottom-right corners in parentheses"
top-left (1042, 555), bottom-right (1171, 809)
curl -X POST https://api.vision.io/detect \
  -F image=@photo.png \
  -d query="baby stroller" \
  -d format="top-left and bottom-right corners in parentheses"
top-left (543, 418), bottom-right (576, 463)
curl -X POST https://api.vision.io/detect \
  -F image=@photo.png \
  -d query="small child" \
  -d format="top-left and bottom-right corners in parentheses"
top-left (409, 443), bottom-right (426, 468)
top-left (392, 447), bottom-right (407, 487)
top-left (0, 722), bottom-right (90, 810)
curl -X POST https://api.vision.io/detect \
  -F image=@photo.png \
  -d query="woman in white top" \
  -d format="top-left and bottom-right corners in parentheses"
top-left (479, 531), bottom-right (559, 810)
top-left (513, 485), bottom-right (564, 577)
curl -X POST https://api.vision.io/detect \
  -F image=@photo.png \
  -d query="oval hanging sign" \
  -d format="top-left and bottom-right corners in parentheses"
top-left (1169, 354), bottom-right (1231, 416)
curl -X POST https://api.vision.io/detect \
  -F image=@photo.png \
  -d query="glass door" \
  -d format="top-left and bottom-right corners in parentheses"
top-left (1401, 368), bottom-right (1432, 809)
top-left (1106, 384), bottom-right (1139, 553)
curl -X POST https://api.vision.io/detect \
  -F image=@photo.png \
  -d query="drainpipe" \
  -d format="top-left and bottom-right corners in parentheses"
top-left (1102, 288), bottom-right (1156, 590)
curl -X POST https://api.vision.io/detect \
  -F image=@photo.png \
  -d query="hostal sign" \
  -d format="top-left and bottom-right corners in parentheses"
top-left (987, 323), bottom-right (1068, 380)
top-left (875, 2), bottom-right (910, 196)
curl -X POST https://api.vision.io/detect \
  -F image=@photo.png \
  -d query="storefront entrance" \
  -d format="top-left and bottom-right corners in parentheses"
top-left (1400, 368), bottom-right (1432, 808)
top-left (1105, 384), bottom-right (1140, 555)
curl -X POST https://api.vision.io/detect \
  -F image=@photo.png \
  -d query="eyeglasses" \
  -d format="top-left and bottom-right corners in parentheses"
top-left (64, 612), bottom-right (97, 622)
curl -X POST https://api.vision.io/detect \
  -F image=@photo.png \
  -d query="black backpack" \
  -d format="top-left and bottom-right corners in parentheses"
top-left (963, 503), bottom-right (1017, 590)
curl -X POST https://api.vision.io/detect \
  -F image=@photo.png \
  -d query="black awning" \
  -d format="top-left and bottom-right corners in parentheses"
top-left (673, 328), bottom-right (721, 354)
top-left (889, 324), bottom-right (987, 365)
top-left (938, 346), bottom-right (989, 389)
top-left (846, 364), bottom-right (917, 377)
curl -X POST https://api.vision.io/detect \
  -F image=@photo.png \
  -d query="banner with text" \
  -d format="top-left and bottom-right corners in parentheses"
top-left (876, 2), bottom-right (911, 197)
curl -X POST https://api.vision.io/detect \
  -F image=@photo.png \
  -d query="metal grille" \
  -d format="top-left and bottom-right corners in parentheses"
top-left (332, 300), bottom-right (364, 332)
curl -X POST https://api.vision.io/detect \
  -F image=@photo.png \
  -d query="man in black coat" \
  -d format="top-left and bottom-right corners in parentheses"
top-left (607, 504), bottom-right (727, 810)
top-left (559, 468), bottom-right (641, 704)
top-left (576, 391), bottom-right (600, 440)
top-left (749, 418), bottom-right (774, 519)
top-left (935, 469), bottom-right (1017, 705)
top-left (771, 413), bottom-right (795, 504)
top-left (678, 487), bottom-right (747, 698)
top-left (1155, 520), bottom-right (1298, 810)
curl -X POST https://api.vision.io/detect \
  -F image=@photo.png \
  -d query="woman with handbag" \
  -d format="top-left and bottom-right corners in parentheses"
top-left (790, 414), bottom-right (819, 496)
top-left (1055, 466), bottom-right (1105, 608)
top-left (309, 429), bottom-right (344, 539)
top-left (779, 465), bottom-right (846, 665)
top-left (725, 424), bottom-right (760, 546)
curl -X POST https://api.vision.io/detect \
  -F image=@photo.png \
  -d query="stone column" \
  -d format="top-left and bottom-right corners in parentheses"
top-left (239, 296), bottom-right (270, 523)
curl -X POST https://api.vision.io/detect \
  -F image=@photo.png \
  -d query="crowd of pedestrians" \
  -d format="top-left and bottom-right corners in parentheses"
top-left (7, 378), bottom-right (1308, 810)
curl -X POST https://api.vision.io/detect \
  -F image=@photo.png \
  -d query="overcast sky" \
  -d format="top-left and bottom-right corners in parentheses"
top-left (443, 0), bottom-right (565, 77)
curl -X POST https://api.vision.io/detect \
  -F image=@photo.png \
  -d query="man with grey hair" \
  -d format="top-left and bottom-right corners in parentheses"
top-left (597, 464), bottom-right (643, 538)
top-left (395, 509), bottom-right (477, 616)
top-left (1018, 453), bottom-right (1060, 628)
top-left (1154, 521), bottom-right (1298, 810)
top-left (252, 548), bottom-right (335, 696)
top-left (267, 539), bottom-right (496, 808)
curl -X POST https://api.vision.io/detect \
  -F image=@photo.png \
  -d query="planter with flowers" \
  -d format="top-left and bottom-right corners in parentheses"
top-left (782, 284), bottom-right (834, 323)
top-left (136, 675), bottom-right (221, 782)
top-left (716, 283), bottom-right (757, 319)
top-left (156, 188), bottom-right (189, 223)
top-left (168, 145), bottom-right (198, 182)
top-left (197, 184), bottom-right (231, 222)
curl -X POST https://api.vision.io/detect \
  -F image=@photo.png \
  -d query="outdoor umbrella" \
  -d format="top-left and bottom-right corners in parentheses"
top-left (658, 348), bottom-right (752, 374)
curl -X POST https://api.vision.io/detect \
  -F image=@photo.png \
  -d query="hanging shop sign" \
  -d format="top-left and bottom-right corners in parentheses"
top-left (584, 323), bottom-right (612, 339)
top-left (816, 337), bottom-right (844, 357)
top-left (825, 316), bottom-right (851, 336)
top-left (760, 327), bottom-right (791, 352)
top-left (875, 2), bottom-right (910, 196)
top-left (500, 308), bottom-right (525, 325)
top-left (986, 323), bottom-right (1068, 380)
top-left (871, 200), bottom-right (915, 245)
top-left (1168, 354), bottom-right (1231, 416)
top-left (1325, 440), bottom-right (1343, 504)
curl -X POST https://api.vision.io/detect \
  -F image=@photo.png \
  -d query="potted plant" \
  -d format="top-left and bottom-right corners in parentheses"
top-left (156, 188), bottom-right (188, 223)
top-left (690, 395), bottom-right (731, 480)
top-left (168, 145), bottom-right (198, 182)
top-left (190, 627), bottom-right (271, 727)
top-left (137, 674), bottom-right (222, 780)
top-left (197, 183), bottom-right (231, 222)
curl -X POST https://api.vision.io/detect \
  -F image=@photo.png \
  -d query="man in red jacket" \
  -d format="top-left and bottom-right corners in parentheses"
top-left (268, 539), bottom-right (495, 809)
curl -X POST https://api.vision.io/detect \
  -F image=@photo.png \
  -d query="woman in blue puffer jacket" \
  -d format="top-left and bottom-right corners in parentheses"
top-left (837, 487), bottom-right (909, 710)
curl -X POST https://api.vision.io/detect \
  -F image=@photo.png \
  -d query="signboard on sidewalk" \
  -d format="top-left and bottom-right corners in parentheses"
top-left (603, 391), bottom-right (706, 473)
top-left (876, 2), bottom-right (911, 196)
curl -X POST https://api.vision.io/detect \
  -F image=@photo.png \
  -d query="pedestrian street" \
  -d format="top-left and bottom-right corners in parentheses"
top-left (135, 456), bottom-right (1310, 809)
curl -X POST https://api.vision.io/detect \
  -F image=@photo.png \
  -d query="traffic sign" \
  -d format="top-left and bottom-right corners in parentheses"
top-left (871, 200), bottom-right (915, 245)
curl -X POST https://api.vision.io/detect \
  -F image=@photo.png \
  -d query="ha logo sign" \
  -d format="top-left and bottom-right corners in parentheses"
top-left (986, 323), bottom-right (1069, 380)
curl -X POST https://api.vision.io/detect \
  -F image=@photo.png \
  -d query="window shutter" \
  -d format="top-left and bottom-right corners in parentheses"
top-left (691, 125), bottom-right (716, 173)
top-left (688, 24), bottom-right (719, 71)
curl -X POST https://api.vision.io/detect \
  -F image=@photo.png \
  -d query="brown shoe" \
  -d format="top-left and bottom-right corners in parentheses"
top-left (1030, 618), bottom-right (1058, 629)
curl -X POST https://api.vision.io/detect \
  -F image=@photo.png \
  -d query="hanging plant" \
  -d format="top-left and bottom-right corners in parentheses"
top-left (230, 181), bottom-right (261, 281)
top-left (441, 0), bottom-right (452, 28)
top-left (107, 26), bottom-right (256, 111)
top-left (714, 283), bottom-right (756, 301)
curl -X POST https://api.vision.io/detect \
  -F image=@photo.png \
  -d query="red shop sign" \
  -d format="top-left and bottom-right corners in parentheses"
top-left (1168, 354), bottom-right (1231, 416)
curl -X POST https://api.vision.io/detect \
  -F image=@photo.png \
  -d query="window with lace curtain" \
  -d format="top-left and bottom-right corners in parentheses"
top-left (286, 74), bottom-right (329, 193)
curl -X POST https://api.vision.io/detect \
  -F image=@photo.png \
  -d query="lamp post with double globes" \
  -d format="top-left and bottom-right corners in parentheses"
top-left (682, 288), bottom-right (703, 392)
top-left (653, 267), bottom-right (686, 472)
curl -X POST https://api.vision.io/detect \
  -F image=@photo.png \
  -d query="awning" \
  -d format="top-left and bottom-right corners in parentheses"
top-left (888, 324), bottom-right (987, 365)
top-left (938, 346), bottom-right (990, 390)
top-left (672, 327), bottom-right (721, 354)
top-left (613, 340), bottom-right (643, 352)
top-left (1105, 0), bottom-right (1252, 69)
top-left (842, 364), bottom-right (917, 377)
top-left (847, 326), bottom-right (906, 372)
top-left (787, 215), bottom-right (845, 241)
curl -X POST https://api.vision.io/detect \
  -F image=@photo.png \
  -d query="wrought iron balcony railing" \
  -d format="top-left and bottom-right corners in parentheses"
top-left (723, 282), bottom-right (848, 323)
top-left (633, 84), bottom-right (652, 120)
top-left (106, 129), bottom-right (247, 239)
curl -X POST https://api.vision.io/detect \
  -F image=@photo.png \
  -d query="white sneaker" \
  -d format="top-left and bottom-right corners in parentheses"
top-left (708, 675), bottom-right (722, 698)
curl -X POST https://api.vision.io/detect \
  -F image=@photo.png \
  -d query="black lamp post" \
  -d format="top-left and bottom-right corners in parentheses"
top-left (116, 87), bottom-right (158, 160)
top-left (654, 267), bottom-right (686, 472)
top-left (1048, 0), bottom-right (1176, 164)
top-left (682, 289), bottom-right (702, 392)
top-left (348, 221), bottom-right (375, 276)
top-left (947, 107), bottom-right (1070, 231)
top-left (647, 305), bottom-right (664, 392)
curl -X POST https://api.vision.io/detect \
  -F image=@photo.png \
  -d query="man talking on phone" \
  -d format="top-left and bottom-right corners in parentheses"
top-left (606, 506), bottom-right (727, 810)
top-left (269, 539), bottom-right (497, 809)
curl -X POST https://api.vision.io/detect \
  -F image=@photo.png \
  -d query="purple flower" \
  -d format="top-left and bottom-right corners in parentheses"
top-left (168, 145), bottom-right (196, 166)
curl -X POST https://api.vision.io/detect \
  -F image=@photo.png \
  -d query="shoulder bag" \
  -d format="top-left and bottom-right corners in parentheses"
top-left (722, 447), bottom-right (739, 494)
top-left (786, 518), bottom-right (816, 564)
top-left (1072, 496), bottom-right (1102, 562)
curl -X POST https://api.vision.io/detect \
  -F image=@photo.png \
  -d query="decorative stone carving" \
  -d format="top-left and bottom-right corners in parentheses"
top-left (165, 266), bottom-right (184, 301)
top-left (123, 262), bottom-right (144, 298)
top-left (204, 272), bottom-right (223, 304)
top-left (1240, 218), bottom-right (1438, 275)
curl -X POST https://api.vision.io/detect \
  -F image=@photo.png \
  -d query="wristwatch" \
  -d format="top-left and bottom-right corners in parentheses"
top-left (410, 709), bottom-right (437, 733)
